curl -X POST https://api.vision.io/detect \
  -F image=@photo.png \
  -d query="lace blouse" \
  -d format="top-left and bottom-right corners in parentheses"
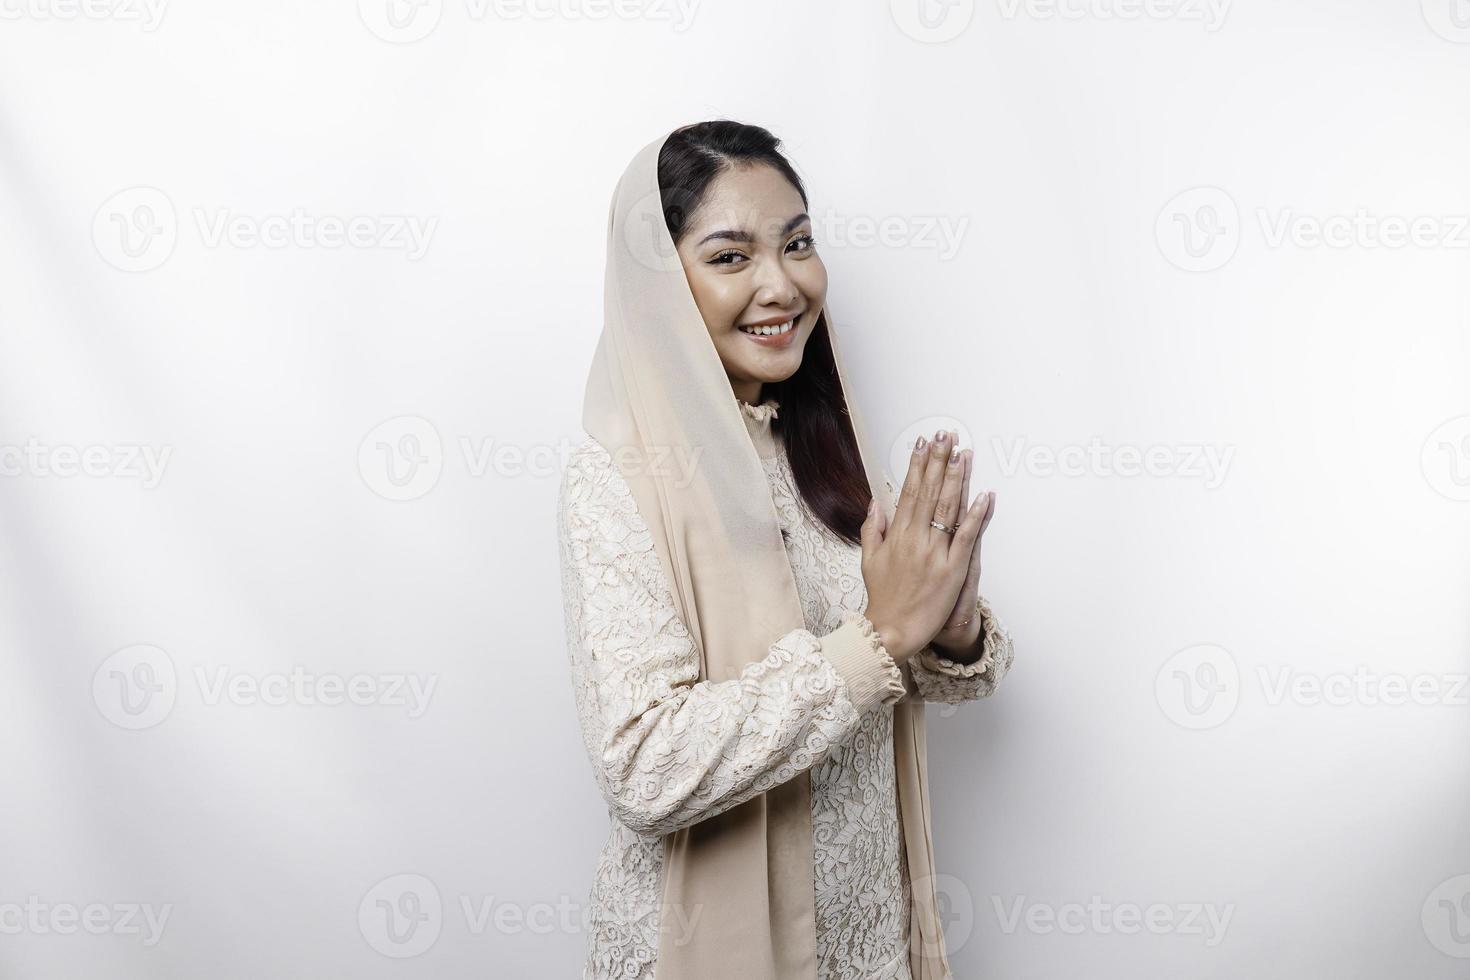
top-left (557, 395), bottom-right (1014, 980)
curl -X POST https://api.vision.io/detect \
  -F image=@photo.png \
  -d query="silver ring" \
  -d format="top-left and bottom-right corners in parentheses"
top-left (929, 519), bottom-right (956, 535)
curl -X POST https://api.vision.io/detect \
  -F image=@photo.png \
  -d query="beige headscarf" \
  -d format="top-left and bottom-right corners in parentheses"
top-left (582, 130), bottom-right (952, 980)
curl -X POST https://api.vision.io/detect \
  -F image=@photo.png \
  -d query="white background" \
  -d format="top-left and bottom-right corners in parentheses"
top-left (2, 1), bottom-right (1468, 977)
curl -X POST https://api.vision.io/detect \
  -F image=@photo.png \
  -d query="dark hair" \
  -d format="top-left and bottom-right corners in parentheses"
top-left (658, 120), bottom-right (873, 547)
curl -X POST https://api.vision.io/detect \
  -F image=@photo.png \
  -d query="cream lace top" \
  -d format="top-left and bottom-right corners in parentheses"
top-left (557, 395), bottom-right (1014, 980)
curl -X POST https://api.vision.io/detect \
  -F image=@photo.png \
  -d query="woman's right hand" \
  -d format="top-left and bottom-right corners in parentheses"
top-left (860, 429), bottom-right (990, 664)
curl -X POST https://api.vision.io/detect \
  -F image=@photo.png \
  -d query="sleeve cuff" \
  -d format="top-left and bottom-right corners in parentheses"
top-left (819, 613), bottom-right (907, 714)
top-left (917, 594), bottom-right (1011, 678)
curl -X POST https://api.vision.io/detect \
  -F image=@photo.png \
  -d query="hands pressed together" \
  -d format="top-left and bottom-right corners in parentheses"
top-left (859, 429), bottom-right (996, 665)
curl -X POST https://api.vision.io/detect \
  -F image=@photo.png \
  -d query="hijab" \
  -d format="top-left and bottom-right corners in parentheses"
top-left (581, 129), bottom-right (952, 980)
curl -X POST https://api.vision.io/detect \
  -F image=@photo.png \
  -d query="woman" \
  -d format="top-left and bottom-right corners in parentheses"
top-left (557, 120), bottom-right (1014, 980)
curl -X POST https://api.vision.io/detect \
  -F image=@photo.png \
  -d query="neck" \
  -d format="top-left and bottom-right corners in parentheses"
top-left (732, 380), bottom-right (762, 405)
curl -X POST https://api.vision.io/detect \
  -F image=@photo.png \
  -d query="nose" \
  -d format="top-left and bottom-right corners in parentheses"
top-left (752, 255), bottom-right (799, 308)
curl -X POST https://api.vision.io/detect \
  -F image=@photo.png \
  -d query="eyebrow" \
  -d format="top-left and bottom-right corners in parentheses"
top-left (697, 212), bottom-right (811, 247)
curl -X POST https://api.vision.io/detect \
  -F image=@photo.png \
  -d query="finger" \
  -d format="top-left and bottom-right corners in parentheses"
top-left (978, 489), bottom-right (996, 537)
top-left (952, 490), bottom-right (990, 560)
top-left (960, 490), bottom-right (993, 588)
top-left (948, 554), bottom-right (982, 628)
top-left (893, 434), bottom-right (930, 530)
top-left (956, 450), bottom-right (977, 570)
top-left (860, 495), bottom-right (883, 553)
top-left (964, 492), bottom-right (986, 578)
top-left (959, 448), bottom-right (973, 522)
top-left (945, 515), bottom-right (984, 627)
top-left (915, 428), bottom-right (952, 534)
top-left (932, 437), bottom-right (967, 546)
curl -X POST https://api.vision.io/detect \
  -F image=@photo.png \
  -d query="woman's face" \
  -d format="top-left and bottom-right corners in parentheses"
top-left (673, 162), bottom-right (828, 404)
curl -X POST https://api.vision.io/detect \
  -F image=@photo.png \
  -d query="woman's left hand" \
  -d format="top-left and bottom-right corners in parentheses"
top-left (929, 437), bottom-right (994, 653)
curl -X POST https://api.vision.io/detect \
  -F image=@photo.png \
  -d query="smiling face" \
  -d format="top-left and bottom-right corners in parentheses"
top-left (672, 162), bottom-right (828, 406)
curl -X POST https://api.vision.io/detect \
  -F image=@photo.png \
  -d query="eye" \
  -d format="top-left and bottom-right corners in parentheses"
top-left (708, 249), bottom-right (747, 266)
top-left (787, 233), bottom-right (816, 254)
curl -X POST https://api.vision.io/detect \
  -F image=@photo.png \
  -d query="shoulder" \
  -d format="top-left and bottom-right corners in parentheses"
top-left (559, 434), bottom-right (651, 542)
top-left (561, 435), bottom-right (616, 492)
top-left (558, 434), bottom-right (664, 597)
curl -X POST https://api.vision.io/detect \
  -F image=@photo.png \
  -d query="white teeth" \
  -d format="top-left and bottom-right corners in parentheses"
top-left (740, 318), bottom-right (795, 336)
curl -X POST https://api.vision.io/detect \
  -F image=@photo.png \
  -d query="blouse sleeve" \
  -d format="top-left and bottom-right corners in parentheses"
top-left (558, 442), bottom-right (907, 839)
top-left (905, 594), bottom-right (1015, 704)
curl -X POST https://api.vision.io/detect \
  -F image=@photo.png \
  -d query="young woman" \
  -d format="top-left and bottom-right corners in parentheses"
top-left (558, 120), bottom-right (1014, 980)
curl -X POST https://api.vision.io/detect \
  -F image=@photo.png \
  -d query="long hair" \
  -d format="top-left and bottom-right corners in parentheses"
top-left (657, 120), bottom-right (872, 547)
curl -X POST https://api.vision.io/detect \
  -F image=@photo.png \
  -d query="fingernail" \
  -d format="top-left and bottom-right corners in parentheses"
top-left (934, 428), bottom-right (946, 443)
top-left (915, 435), bottom-right (926, 451)
top-left (948, 447), bottom-right (960, 466)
